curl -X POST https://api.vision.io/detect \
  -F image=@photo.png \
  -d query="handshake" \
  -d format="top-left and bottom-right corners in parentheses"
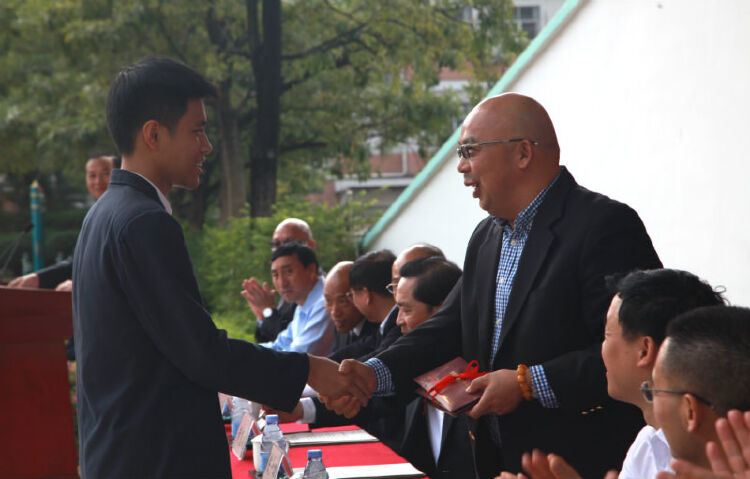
top-left (306, 356), bottom-right (378, 418)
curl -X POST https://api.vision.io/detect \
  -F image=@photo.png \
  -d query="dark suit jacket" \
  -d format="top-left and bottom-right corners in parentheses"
top-left (72, 170), bottom-right (309, 479)
top-left (36, 258), bottom-right (73, 288)
top-left (376, 167), bottom-right (662, 479)
top-left (255, 300), bottom-right (296, 343)
top-left (329, 319), bottom-right (380, 362)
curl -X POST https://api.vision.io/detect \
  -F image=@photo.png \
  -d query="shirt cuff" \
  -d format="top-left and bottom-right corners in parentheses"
top-left (364, 358), bottom-right (396, 395)
top-left (530, 364), bottom-right (560, 408)
top-left (300, 397), bottom-right (316, 424)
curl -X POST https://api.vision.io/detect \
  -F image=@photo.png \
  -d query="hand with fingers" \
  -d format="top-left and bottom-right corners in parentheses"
top-left (495, 449), bottom-right (617, 479)
top-left (240, 278), bottom-right (276, 319)
top-left (307, 356), bottom-right (374, 411)
top-left (8, 272), bottom-right (39, 289)
top-left (466, 368), bottom-right (523, 418)
top-left (318, 359), bottom-right (377, 418)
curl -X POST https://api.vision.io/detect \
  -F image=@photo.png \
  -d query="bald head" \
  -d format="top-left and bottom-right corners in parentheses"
top-left (272, 218), bottom-right (314, 251)
top-left (324, 261), bottom-right (363, 333)
top-left (468, 93), bottom-right (559, 161)
top-left (391, 243), bottom-right (445, 297)
top-left (459, 93), bottom-right (561, 222)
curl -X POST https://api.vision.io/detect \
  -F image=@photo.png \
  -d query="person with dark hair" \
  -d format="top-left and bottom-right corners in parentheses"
top-left (242, 218), bottom-right (317, 343)
top-left (391, 257), bottom-right (474, 478)
top-left (650, 306), bottom-right (750, 471)
top-left (72, 57), bottom-right (366, 479)
top-left (325, 262), bottom-right (379, 358)
top-left (333, 93), bottom-right (662, 479)
top-left (395, 256), bottom-right (462, 334)
top-left (349, 249), bottom-right (397, 332)
top-left (262, 241), bottom-right (335, 355)
top-left (495, 269), bottom-right (726, 479)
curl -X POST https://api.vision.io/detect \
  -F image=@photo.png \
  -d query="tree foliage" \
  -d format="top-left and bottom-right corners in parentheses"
top-left (0, 0), bottom-right (526, 224)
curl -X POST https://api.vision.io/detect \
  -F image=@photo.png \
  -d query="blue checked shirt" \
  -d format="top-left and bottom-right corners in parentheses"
top-left (367, 173), bottom-right (561, 408)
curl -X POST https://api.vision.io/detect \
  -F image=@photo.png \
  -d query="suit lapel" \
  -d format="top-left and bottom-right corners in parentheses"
top-left (476, 220), bottom-right (503, 369)
top-left (495, 169), bottom-right (575, 358)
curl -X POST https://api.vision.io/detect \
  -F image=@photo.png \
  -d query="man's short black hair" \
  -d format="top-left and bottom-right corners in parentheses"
top-left (349, 249), bottom-right (396, 297)
top-left (607, 269), bottom-right (724, 346)
top-left (662, 305), bottom-right (750, 415)
top-left (271, 241), bottom-right (318, 269)
top-left (399, 257), bottom-right (461, 307)
top-left (106, 56), bottom-right (216, 155)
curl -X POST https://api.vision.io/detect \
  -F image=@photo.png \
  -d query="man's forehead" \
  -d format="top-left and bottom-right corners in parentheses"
top-left (324, 277), bottom-right (349, 295)
top-left (271, 255), bottom-right (300, 269)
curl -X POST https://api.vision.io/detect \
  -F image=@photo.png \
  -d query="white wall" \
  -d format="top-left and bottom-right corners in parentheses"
top-left (370, 0), bottom-right (750, 305)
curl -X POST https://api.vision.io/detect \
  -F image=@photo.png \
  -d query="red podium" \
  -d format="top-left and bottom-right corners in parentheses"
top-left (0, 286), bottom-right (77, 479)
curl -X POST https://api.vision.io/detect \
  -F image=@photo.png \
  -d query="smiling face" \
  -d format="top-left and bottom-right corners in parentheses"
top-left (395, 276), bottom-right (436, 335)
top-left (602, 295), bottom-right (645, 405)
top-left (457, 106), bottom-right (522, 220)
top-left (156, 98), bottom-right (212, 192)
top-left (270, 254), bottom-right (318, 305)
top-left (85, 157), bottom-right (114, 199)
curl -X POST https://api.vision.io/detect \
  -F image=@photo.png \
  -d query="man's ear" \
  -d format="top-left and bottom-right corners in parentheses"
top-left (142, 120), bottom-right (162, 150)
top-left (517, 139), bottom-right (534, 169)
top-left (682, 394), bottom-right (712, 433)
top-left (637, 336), bottom-right (658, 368)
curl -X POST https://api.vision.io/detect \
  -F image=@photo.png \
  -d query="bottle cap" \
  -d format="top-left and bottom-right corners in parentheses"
top-left (307, 449), bottom-right (322, 459)
top-left (265, 414), bottom-right (279, 424)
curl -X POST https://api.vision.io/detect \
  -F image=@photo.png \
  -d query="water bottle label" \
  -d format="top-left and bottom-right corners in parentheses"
top-left (231, 412), bottom-right (253, 460)
top-left (260, 443), bottom-right (290, 479)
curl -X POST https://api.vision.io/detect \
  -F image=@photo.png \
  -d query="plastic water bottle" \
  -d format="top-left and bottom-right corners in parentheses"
top-left (231, 397), bottom-right (250, 438)
top-left (259, 414), bottom-right (286, 473)
top-left (302, 449), bottom-right (328, 479)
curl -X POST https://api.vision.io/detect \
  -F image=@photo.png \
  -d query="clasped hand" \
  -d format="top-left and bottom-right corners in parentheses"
top-left (307, 357), bottom-right (375, 417)
top-left (310, 358), bottom-right (376, 418)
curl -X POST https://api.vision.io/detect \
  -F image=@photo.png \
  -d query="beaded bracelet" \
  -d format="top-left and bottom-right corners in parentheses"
top-left (517, 364), bottom-right (533, 401)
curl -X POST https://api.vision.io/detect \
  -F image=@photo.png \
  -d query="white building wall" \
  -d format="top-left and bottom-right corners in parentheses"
top-left (369, 0), bottom-right (750, 305)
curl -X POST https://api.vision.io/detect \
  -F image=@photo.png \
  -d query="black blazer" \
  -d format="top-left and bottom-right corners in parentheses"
top-left (72, 170), bottom-right (309, 479)
top-left (329, 319), bottom-right (380, 362)
top-left (376, 168), bottom-right (662, 478)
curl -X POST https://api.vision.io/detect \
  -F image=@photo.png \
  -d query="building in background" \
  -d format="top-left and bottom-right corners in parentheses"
top-left (360, 0), bottom-right (750, 306)
top-left (308, 1), bottom-right (565, 217)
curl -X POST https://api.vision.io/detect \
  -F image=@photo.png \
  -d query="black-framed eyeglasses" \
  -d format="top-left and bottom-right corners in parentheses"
top-left (640, 381), bottom-right (714, 409)
top-left (457, 138), bottom-right (539, 159)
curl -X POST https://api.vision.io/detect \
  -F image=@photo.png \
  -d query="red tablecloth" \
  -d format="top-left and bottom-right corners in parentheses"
top-left (227, 423), bottom-right (421, 478)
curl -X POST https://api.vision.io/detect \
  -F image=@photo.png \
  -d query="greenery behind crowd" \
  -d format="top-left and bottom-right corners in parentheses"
top-left (1, 0), bottom-right (526, 333)
top-left (191, 195), bottom-right (376, 342)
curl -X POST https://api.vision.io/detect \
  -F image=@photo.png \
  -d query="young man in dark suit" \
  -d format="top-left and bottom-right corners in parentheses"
top-left (72, 56), bottom-right (368, 479)
top-left (331, 93), bottom-right (662, 478)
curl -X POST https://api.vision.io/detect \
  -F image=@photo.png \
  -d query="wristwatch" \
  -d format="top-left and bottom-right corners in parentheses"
top-left (262, 307), bottom-right (274, 319)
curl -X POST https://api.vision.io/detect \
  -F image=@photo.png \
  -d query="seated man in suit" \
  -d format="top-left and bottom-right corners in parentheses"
top-left (327, 261), bottom-right (379, 360)
top-left (391, 256), bottom-right (474, 478)
top-left (262, 242), bottom-right (335, 356)
top-left (496, 268), bottom-right (725, 479)
top-left (72, 56), bottom-right (366, 479)
top-left (242, 218), bottom-right (317, 343)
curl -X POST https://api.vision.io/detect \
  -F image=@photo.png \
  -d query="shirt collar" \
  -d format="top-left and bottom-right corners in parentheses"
top-left (298, 277), bottom-right (324, 312)
top-left (494, 169), bottom-right (561, 232)
top-left (351, 318), bottom-right (366, 336)
top-left (129, 171), bottom-right (172, 215)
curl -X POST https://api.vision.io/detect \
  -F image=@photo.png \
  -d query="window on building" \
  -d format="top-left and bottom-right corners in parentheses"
top-left (514, 6), bottom-right (541, 39)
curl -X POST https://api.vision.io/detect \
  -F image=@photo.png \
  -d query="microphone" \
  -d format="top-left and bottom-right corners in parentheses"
top-left (0, 223), bottom-right (34, 280)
